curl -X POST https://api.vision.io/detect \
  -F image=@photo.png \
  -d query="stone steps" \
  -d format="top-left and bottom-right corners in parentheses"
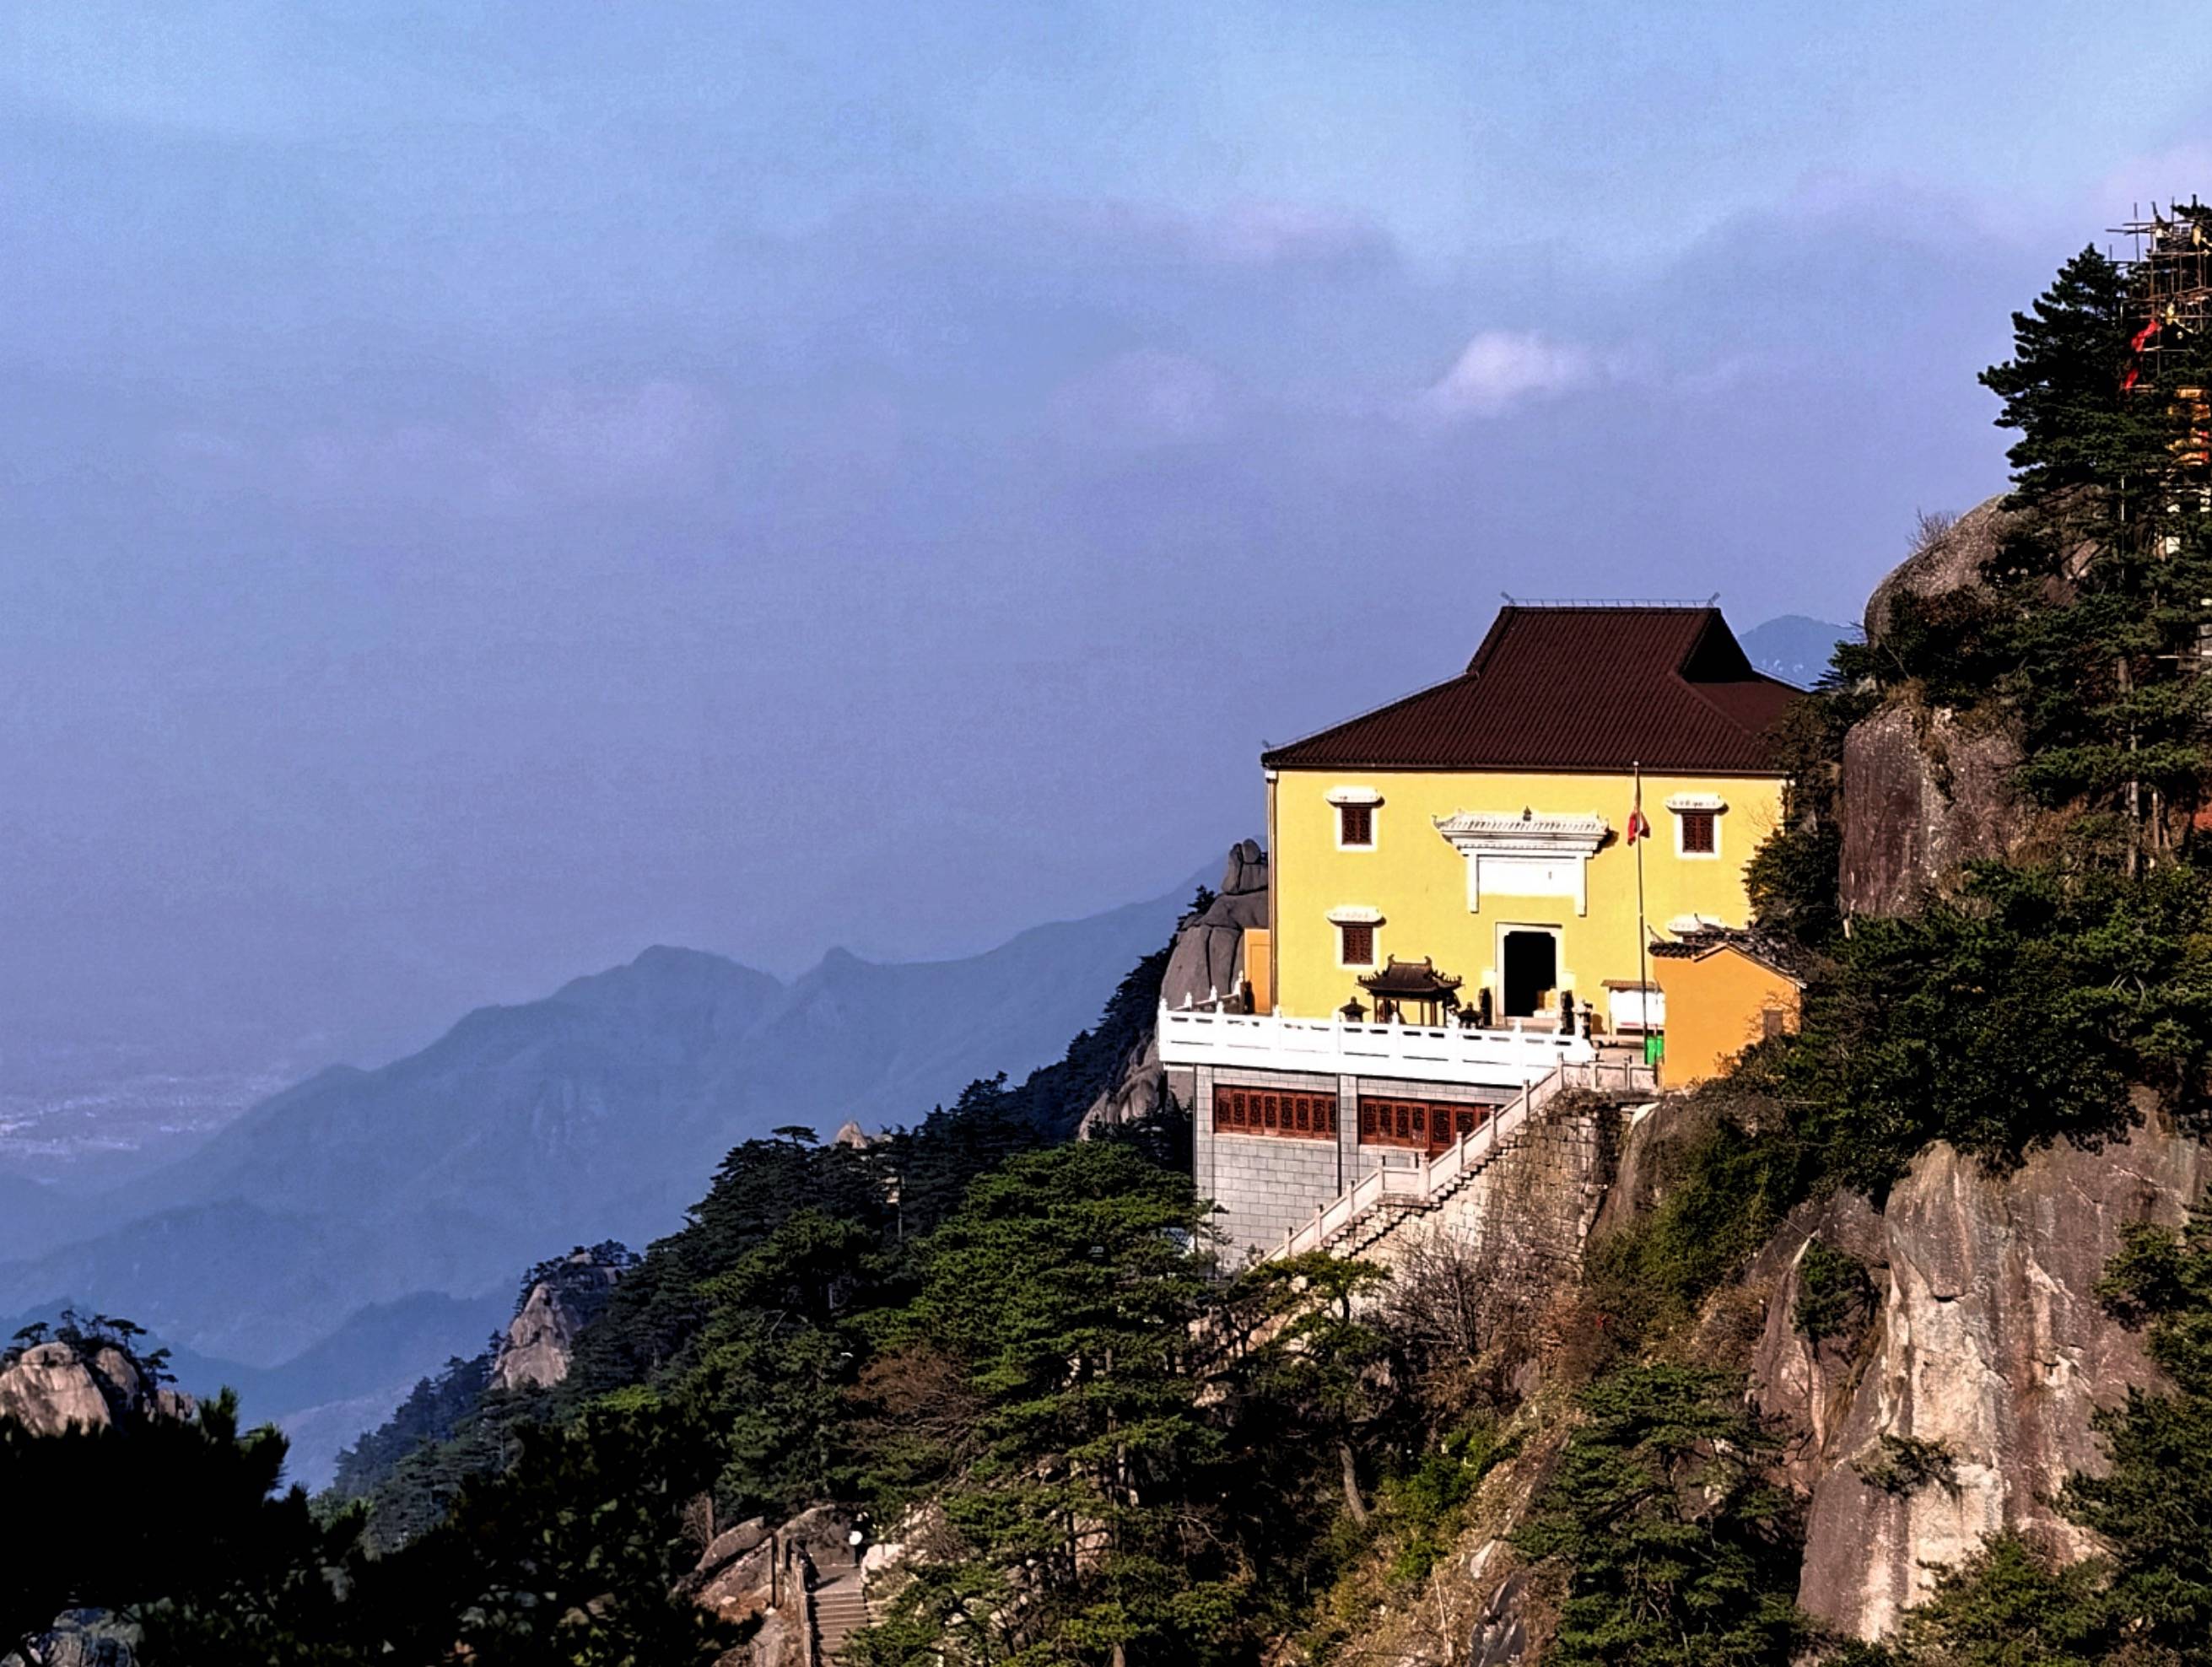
top-left (812, 1576), bottom-right (871, 1662)
top-left (1327, 1194), bottom-right (1438, 1258)
top-left (1325, 1129), bottom-right (1525, 1260)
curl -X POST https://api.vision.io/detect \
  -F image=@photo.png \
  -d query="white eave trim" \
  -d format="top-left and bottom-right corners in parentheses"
top-left (1666, 913), bottom-right (1740, 936)
top-left (1665, 792), bottom-right (1728, 812)
top-left (1325, 785), bottom-right (1384, 807)
top-left (1432, 810), bottom-right (1610, 855)
top-left (1432, 810), bottom-right (1610, 917)
top-left (1326, 905), bottom-right (1384, 925)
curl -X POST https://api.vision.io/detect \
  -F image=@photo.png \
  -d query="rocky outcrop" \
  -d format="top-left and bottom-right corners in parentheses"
top-left (491, 1249), bottom-right (626, 1394)
top-left (1161, 839), bottom-right (1269, 1013)
top-left (1081, 839), bottom-right (1269, 1134)
top-left (1837, 700), bottom-right (2034, 916)
top-left (688, 1504), bottom-right (864, 1666)
top-left (1752, 1114), bottom-right (2209, 1640)
top-left (0, 1340), bottom-right (194, 1435)
top-left (1863, 496), bottom-right (2015, 644)
top-left (10, 1609), bottom-right (136, 1667)
top-left (1841, 496), bottom-right (2045, 917)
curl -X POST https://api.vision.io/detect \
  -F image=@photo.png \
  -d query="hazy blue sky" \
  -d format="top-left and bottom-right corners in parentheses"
top-left (3, 3), bottom-right (2209, 1078)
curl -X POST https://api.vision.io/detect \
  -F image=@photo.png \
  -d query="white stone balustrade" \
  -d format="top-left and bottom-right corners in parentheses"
top-left (1157, 1000), bottom-right (1594, 1089)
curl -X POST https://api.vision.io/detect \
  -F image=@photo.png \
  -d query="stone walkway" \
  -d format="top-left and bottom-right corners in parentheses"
top-left (812, 1567), bottom-right (870, 1664)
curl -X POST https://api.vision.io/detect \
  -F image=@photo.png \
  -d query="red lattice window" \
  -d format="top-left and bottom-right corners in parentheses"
top-left (1213, 1087), bottom-right (1337, 1141)
top-left (1678, 809), bottom-right (1717, 854)
top-left (1338, 803), bottom-right (1373, 847)
top-left (1338, 921), bottom-right (1375, 966)
top-left (1358, 1097), bottom-right (1493, 1155)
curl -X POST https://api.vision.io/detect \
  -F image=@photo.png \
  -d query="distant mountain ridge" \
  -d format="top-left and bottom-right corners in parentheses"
top-left (0, 884), bottom-right (1194, 1372)
top-left (1740, 613), bottom-right (1860, 688)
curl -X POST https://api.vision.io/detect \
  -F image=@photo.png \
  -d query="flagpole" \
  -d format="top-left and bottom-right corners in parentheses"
top-left (1633, 759), bottom-right (1648, 1044)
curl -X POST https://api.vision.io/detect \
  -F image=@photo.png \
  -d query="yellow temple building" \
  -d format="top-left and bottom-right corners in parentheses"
top-left (1255, 605), bottom-right (1798, 1036)
top-left (1161, 604), bottom-right (1803, 1259)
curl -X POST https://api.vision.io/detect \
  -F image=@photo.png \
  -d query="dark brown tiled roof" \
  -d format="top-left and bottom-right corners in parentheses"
top-left (1357, 957), bottom-right (1464, 999)
top-left (1649, 927), bottom-right (1821, 985)
top-left (1261, 606), bottom-right (1800, 774)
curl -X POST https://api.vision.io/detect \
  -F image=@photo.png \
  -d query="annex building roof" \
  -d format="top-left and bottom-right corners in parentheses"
top-left (1648, 925), bottom-right (1821, 986)
top-left (1260, 605), bottom-right (1800, 776)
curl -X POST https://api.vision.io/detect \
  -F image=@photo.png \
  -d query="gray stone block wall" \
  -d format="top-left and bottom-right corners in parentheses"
top-left (1211, 1136), bottom-right (1346, 1263)
top-left (1194, 1065), bottom-right (1345, 1255)
top-left (1197, 1066), bottom-right (1531, 1265)
top-left (1195, 1065), bottom-right (1350, 1263)
top-left (1192, 1052), bottom-right (1630, 1373)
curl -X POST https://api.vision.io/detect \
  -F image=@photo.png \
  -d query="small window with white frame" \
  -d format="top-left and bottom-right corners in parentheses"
top-left (1329, 908), bottom-right (1380, 968)
top-left (1326, 786), bottom-right (1381, 850)
top-left (1666, 795), bottom-right (1724, 859)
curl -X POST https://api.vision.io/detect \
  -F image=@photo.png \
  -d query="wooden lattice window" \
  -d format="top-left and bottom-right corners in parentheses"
top-left (1338, 920), bottom-right (1375, 967)
top-left (1358, 1096), bottom-right (1490, 1154)
top-left (1338, 802), bottom-right (1373, 847)
top-left (1678, 809), bottom-right (1717, 855)
top-left (1214, 1087), bottom-right (1335, 1140)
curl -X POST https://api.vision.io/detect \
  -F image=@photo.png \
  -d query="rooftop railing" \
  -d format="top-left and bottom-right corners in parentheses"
top-left (1157, 997), bottom-right (1594, 1090)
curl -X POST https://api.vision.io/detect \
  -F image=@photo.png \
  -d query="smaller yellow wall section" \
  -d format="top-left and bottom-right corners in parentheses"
top-left (1652, 951), bottom-right (1801, 1087)
top-left (1243, 929), bottom-right (1273, 1012)
top-left (1268, 768), bottom-right (1786, 1030)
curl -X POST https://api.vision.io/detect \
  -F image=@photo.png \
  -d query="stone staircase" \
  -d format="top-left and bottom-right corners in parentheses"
top-left (810, 1568), bottom-right (871, 1664)
top-left (1270, 1055), bottom-right (1657, 1263)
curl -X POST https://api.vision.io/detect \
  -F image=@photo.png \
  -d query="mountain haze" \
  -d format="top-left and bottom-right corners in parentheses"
top-left (0, 883), bottom-right (1194, 1371)
top-left (1740, 613), bottom-right (1859, 688)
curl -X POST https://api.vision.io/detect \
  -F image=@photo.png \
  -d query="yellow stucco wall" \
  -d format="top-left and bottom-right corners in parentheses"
top-left (1266, 767), bottom-right (1786, 1030)
top-left (1651, 947), bottom-right (1802, 1087)
top-left (1242, 929), bottom-right (1273, 1012)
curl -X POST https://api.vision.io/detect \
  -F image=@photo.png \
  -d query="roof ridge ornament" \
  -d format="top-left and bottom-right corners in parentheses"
top-left (1498, 593), bottom-right (1722, 607)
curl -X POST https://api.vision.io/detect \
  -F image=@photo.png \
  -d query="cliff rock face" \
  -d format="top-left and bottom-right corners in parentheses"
top-left (1162, 840), bottom-right (1268, 1012)
top-left (1076, 1036), bottom-right (1166, 1133)
top-left (491, 1250), bottom-right (626, 1393)
top-left (1837, 701), bottom-right (2032, 916)
top-left (1082, 840), bottom-right (1269, 1134)
top-left (0, 1340), bottom-right (195, 1435)
top-left (1752, 1115), bottom-right (2209, 1639)
top-left (1841, 497), bottom-right (2039, 917)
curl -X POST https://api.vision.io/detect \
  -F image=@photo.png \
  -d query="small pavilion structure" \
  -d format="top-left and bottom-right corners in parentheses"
top-left (1357, 956), bottom-right (1463, 1026)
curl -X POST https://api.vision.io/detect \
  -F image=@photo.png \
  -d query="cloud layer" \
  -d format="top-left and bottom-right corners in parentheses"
top-left (1417, 332), bottom-right (1600, 420)
top-left (0, 4), bottom-right (2205, 1098)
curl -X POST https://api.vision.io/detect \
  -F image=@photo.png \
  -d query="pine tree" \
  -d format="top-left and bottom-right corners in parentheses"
top-left (852, 1142), bottom-right (1234, 1666)
top-left (1980, 247), bottom-right (2169, 521)
top-left (1511, 1367), bottom-right (1807, 1667)
top-left (1977, 242), bottom-right (2212, 860)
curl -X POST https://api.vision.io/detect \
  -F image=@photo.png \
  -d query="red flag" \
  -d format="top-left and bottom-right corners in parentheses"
top-left (1626, 782), bottom-right (1652, 844)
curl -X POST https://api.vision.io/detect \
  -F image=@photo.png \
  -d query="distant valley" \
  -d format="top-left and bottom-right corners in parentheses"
top-left (0, 878), bottom-right (1194, 1479)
